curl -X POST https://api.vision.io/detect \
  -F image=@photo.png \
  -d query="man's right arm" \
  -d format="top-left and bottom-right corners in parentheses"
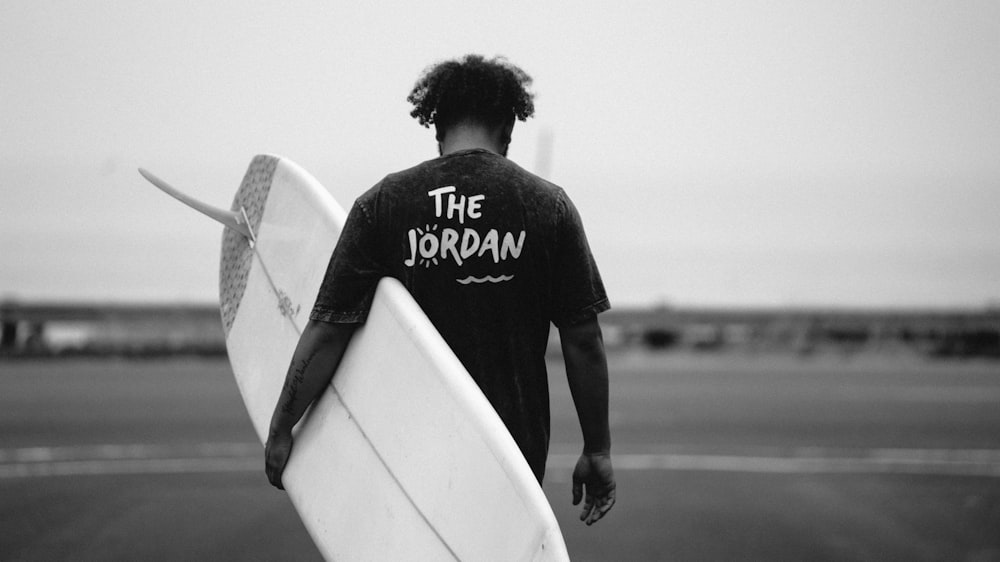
top-left (559, 315), bottom-right (616, 525)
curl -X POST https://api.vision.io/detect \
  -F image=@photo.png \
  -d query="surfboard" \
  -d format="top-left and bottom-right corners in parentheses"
top-left (140, 155), bottom-right (570, 561)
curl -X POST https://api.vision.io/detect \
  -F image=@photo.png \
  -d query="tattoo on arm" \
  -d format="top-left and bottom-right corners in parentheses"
top-left (281, 347), bottom-right (320, 415)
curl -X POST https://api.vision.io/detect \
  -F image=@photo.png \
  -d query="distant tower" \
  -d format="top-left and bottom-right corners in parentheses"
top-left (534, 127), bottom-right (554, 180)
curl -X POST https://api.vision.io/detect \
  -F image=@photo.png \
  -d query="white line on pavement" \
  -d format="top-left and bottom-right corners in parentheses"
top-left (3, 443), bottom-right (1000, 479)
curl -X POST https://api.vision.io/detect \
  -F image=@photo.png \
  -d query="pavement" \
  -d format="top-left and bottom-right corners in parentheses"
top-left (2, 353), bottom-right (999, 561)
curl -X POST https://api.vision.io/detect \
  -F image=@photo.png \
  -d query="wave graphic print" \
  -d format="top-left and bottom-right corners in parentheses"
top-left (456, 275), bottom-right (515, 285)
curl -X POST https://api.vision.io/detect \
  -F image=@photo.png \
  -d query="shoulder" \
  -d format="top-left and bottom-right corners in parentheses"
top-left (517, 165), bottom-right (576, 220)
top-left (356, 157), bottom-right (431, 200)
top-left (359, 156), bottom-right (443, 202)
top-left (495, 156), bottom-right (571, 203)
top-left (384, 154), bottom-right (449, 185)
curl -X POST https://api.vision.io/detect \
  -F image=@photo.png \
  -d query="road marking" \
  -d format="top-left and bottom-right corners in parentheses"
top-left (0, 443), bottom-right (260, 479)
top-left (0, 457), bottom-right (260, 479)
top-left (3, 443), bottom-right (1000, 479)
top-left (0, 443), bottom-right (258, 463)
top-left (549, 450), bottom-right (1000, 477)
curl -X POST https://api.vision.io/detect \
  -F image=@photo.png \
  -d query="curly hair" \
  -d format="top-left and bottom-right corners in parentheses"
top-left (407, 54), bottom-right (535, 130)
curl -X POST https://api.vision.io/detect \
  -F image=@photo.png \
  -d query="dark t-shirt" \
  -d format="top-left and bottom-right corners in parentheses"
top-left (310, 148), bottom-right (609, 480)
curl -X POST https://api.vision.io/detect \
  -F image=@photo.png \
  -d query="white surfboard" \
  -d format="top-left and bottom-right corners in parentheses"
top-left (141, 155), bottom-right (569, 561)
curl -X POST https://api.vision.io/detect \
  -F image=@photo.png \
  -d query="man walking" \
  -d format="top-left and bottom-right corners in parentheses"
top-left (265, 54), bottom-right (615, 525)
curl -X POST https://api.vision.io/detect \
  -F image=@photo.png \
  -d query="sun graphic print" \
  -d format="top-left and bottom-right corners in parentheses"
top-left (409, 224), bottom-right (441, 268)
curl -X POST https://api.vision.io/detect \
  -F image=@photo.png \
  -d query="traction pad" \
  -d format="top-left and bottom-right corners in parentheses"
top-left (219, 154), bottom-right (279, 336)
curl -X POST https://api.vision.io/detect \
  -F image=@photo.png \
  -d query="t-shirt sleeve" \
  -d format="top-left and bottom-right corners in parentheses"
top-left (310, 195), bottom-right (385, 324)
top-left (550, 193), bottom-right (610, 327)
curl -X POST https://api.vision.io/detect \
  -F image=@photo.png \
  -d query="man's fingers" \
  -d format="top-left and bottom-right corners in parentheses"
top-left (264, 435), bottom-right (292, 490)
top-left (265, 458), bottom-right (285, 490)
top-left (579, 493), bottom-right (595, 522)
top-left (572, 453), bottom-right (616, 524)
top-left (585, 489), bottom-right (616, 525)
top-left (270, 469), bottom-right (285, 490)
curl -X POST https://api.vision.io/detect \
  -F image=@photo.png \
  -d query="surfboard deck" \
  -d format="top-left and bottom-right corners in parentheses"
top-left (216, 155), bottom-right (570, 561)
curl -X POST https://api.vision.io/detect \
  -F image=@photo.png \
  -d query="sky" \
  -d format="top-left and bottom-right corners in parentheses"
top-left (2, 1), bottom-right (998, 308)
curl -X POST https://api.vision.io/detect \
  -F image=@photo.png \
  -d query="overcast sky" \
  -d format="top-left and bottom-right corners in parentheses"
top-left (2, 1), bottom-right (998, 307)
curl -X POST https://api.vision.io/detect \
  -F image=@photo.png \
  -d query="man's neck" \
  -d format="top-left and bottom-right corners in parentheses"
top-left (439, 123), bottom-right (508, 156)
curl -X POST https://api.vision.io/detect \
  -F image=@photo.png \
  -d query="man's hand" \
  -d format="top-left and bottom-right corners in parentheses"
top-left (265, 430), bottom-right (293, 490)
top-left (572, 452), bottom-right (616, 525)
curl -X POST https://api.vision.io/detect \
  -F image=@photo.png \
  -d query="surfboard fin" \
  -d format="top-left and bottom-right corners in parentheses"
top-left (138, 168), bottom-right (254, 242)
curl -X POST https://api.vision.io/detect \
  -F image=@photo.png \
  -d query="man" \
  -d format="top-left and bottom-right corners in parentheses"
top-left (265, 54), bottom-right (615, 525)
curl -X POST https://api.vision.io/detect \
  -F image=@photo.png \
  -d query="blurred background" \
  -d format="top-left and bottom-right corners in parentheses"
top-left (2, 2), bottom-right (999, 560)
top-left (2, 0), bottom-right (998, 308)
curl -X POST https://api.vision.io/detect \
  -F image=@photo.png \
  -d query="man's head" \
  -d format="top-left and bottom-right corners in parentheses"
top-left (407, 54), bottom-right (535, 147)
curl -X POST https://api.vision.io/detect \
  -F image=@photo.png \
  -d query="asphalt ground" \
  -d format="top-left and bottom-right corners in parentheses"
top-left (2, 353), bottom-right (999, 561)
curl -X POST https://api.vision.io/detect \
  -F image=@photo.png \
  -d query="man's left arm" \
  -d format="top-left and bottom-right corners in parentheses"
top-left (265, 319), bottom-right (357, 489)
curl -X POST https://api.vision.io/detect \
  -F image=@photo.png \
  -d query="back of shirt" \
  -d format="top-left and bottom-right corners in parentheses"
top-left (311, 148), bottom-right (608, 480)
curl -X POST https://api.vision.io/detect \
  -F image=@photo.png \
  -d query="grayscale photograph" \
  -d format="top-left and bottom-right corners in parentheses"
top-left (2, 2), bottom-right (998, 560)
